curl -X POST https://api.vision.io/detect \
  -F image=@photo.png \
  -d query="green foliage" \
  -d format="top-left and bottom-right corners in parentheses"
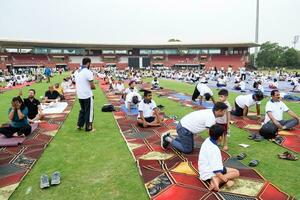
top-left (256, 42), bottom-right (300, 68)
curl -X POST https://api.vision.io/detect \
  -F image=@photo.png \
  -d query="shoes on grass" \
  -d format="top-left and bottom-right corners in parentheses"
top-left (237, 153), bottom-right (247, 160)
top-left (51, 171), bottom-right (61, 185)
top-left (249, 159), bottom-right (259, 167)
top-left (40, 174), bottom-right (50, 189)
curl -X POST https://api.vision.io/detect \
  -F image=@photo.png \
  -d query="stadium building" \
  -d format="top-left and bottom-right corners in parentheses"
top-left (0, 39), bottom-right (258, 72)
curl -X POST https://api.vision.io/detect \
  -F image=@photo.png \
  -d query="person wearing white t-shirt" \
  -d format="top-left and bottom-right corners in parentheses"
top-left (151, 77), bottom-right (160, 90)
top-left (137, 90), bottom-right (163, 127)
top-left (292, 79), bottom-right (300, 92)
top-left (123, 80), bottom-right (138, 99)
top-left (74, 58), bottom-right (96, 132)
top-left (231, 91), bottom-right (264, 117)
top-left (125, 91), bottom-right (142, 114)
top-left (192, 83), bottom-right (215, 105)
top-left (161, 102), bottom-right (228, 154)
top-left (199, 125), bottom-right (239, 191)
top-left (269, 78), bottom-right (278, 89)
top-left (258, 90), bottom-right (299, 139)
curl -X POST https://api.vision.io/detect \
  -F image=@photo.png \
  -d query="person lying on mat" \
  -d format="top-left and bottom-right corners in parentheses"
top-left (192, 82), bottom-right (215, 105)
top-left (44, 85), bottom-right (61, 103)
top-left (231, 90), bottom-right (264, 118)
top-left (258, 90), bottom-right (300, 139)
top-left (137, 90), bottom-right (163, 127)
top-left (0, 96), bottom-right (32, 138)
top-left (125, 91), bottom-right (142, 114)
top-left (198, 124), bottom-right (239, 192)
top-left (161, 102), bottom-right (228, 154)
top-left (23, 89), bottom-right (44, 123)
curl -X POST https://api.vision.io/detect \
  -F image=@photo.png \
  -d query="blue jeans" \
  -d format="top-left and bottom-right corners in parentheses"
top-left (171, 122), bottom-right (194, 154)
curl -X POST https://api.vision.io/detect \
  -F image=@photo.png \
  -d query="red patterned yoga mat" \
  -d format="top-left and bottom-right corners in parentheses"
top-left (0, 91), bottom-right (76, 200)
top-left (99, 80), bottom-right (294, 200)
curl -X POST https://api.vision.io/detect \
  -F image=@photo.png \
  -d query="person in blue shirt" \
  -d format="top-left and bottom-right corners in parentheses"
top-left (0, 96), bottom-right (31, 138)
top-left (44, 67), bottom-right (51, 83)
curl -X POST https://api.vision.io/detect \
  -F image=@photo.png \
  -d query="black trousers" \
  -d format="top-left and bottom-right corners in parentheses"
top-left (231, 102), bottom-right (244, 116)
top-left (78, 97), bottom-right (94, 130)
top-left (192, 86), bottom-right (200, 101)
top-left (0, 125), bottom-right (31, 138)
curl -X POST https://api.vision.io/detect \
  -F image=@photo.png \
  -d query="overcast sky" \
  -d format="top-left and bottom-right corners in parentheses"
top-left (0, 0), bottom-right (299, 49)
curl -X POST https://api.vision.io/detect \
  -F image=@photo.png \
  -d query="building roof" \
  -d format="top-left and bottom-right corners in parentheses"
top-left (0, 39), bottom-right (259, 49)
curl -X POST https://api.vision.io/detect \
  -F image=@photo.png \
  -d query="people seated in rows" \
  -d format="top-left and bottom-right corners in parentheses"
top-left (151, 77), bottom-right (161, 90)
top-left (112, 79), bottom-right (125, 94)
top-left (161, 102), bottom-right (228, 154)
top-left (258, 90), bottom-right (299, 139)
top-left (216, 75), bottom-right (227, 87)
top-left (192, 82), bottom-right (215, 105)
top-left (125, 91), bottom-right (142, 114)
top-left (123, 80), bottom-right (138, 99)
top-left (23, 89), bottom-right (44, 123)
top-left (61, 77), bottom-right (73, 91)
top-left (231, 91), bottom-right (264, 117)
top-left (199, 124), bottom-right (239, 191)
top-left (0, 96), bottom-right (31, 138)
top-left (234, 74), bottom-right (241, 83)
top-left (234, 80), bottom-right (246, 92)
top-left (269, 78), bottom-right (278, 89)
top-left (137, 90), bottom-right (163, 127)
top-left (216, 89), bottom-right (231, 151)
top-left (44, 85), bottom-right (61, 103)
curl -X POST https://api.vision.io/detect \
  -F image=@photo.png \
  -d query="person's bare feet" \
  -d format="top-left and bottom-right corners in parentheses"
top-left (226, 180), bottom-right (234, 187)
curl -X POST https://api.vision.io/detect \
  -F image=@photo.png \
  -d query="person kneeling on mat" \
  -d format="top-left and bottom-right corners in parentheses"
top-left (0, 96), bottom-right (32, 138)
top-left (192, 82), bottom-right (215, 105)
top-left (199, 124), bottom-right (240, 192)
top-left (259, 89), bottom-right (300, 139)
top-left (231, 90), bottom-right (264, 118)
top-left (137, 90), bottom-right (163, 127)
top-left (161, 102), bottom-right (228, 154)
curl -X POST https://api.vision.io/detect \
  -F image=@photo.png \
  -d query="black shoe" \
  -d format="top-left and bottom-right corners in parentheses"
top-left (51, 171), bottom-right (61, 185)
top-left (40, 174), bottom-right (50, 189)
top-left (161, 132), bottom-right (171, 150)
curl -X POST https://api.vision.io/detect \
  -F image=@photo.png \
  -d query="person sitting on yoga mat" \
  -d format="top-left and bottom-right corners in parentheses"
top-left (192, 82), bottom-right (215, 105)
top-left (216, 75), bottom-right (227, 87)
top-left (23, 89), bottom-right (44, 123)
top-left (54, 83), bottom-right (65, 100)
top-left (123, 80), bottom-right (138, 100)
top-left (151, 77), bottom-right (161, 90)
top-left (114, 79), bottom-right (125, 95)
top-left (292, 79), bottom-right (300, 92)
top-left (198, 124), bottom-right (239, 192)
top-left (125, 91), bottom-right (142, 114)
top-left (259, 90), bottom-right (300, 139)
top-left (161, 102), bottom-right (228, 154)
top-left (137, 90), bottom-right (163, 127)
top-left (233, 80), bottom-right (246, 92)
top-left (44, 85), bottom-right (61, 103)
top-left (231, 90), bottom-right (264, 118)
top-left (0, 96), bottom-right (31, 138)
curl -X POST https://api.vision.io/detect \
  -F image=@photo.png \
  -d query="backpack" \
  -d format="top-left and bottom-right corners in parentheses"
top-left (101, 104), bottom-right (115, 112)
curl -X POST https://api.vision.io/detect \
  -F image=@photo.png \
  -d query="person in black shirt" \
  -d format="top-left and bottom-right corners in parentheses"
top-left (24, 89), bottom-right (44, 123)
top-left (44, 85), bottom-right (61, 103)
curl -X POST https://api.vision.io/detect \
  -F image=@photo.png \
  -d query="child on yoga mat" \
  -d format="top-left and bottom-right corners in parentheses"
top-left (215, 89), bottom-right (231, 151)
top-left (198, 124), bottom-right (239, 192)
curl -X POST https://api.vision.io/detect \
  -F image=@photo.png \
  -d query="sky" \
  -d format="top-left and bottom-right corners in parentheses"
top-left (0, 0), bottom-right (299, 49)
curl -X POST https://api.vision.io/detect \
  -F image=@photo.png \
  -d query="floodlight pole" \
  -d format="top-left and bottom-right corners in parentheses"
top-left (254, 0), bottom-right (259, 67)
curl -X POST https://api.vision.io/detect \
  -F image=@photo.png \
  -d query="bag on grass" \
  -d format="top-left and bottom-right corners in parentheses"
top-left (101, 104), bottom-right (115, 112)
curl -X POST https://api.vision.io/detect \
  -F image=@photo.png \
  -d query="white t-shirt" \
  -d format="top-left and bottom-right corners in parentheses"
top-left (138, 99), bottom-right (157, 118)
top-left (115, 83), bottom-right (125, 92)
top-left (264, 100), bottom-right (289, 124)
top-left (125, 92), bottom-right (142, 109)
top-left (124, 87), bottom-right (138, 95)
top-left (180, 109), bottom-right (216, 134)
top-left (196, 83), bottom-right (213, 96)
top-left (216, 100), bottom-right (232, 124)
top-left (240, 81), bottom-right (246, 90)
top-left (74, 67), bottom-right (94, 99)
top-left (294, 82), bottom-right (300, 92)
top-left (235, 94), bottom-right (260, 109)
top-left (199, 137), bottom-right (223, 180)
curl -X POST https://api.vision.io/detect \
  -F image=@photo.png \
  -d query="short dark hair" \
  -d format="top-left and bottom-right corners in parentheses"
top-left (132, 96), bottom-right (139, 104)
top-left (218, 89), bottom-right (228, 96)
top-left (209, 124), bottom-right (224, 140)
top-left (204, 93), bottom-right (212, 101)
top-left (213, 102), bottom-right (228, 111)
top-left (82, 57), bottom-right (91, 65)
top-left (254, 90), bottom-right (264, 101)
top-left (29, 89), bottom-right (36, 94)
top-left (271, 89), bottom-right (279, 96)
top-left (144, 90), bottom-right (152, 97)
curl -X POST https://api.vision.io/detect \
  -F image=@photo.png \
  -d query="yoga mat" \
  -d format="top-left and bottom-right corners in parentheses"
top-left (121, 105), bottom-right (139, 115)
top-left (41, 102), bottom-right (68, 114)
top-left (0, 136), bottom-right (25, 147)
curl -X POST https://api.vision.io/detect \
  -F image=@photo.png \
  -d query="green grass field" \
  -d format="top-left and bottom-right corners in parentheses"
top-left (1, 75), bottom-right (299, 199)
